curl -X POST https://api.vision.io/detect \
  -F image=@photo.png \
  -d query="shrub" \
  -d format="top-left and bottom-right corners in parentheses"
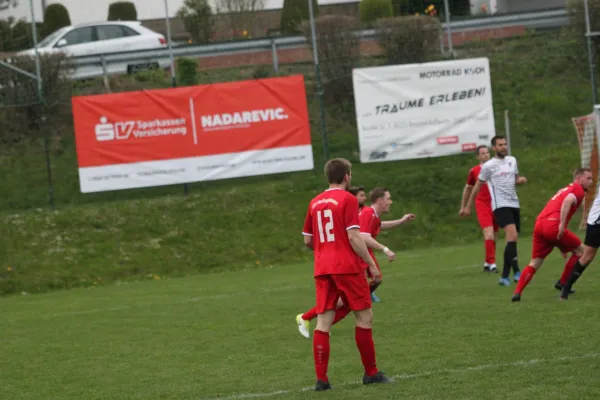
top-left (107, 1), bottom-right (138, 21)
top-left (252, 65), bottom-right (272, 79)
top-left (176, 57), bottom-right (198, 86)
top-left (302, 15), bottom-right (360, 106)
top-left (280, 0), bottom-right (319, 36)
top-left (42, 4), bottom-right (71, 38)
top-left (177, 0), bottom-right (215, 44)
top-left (360, 0), bottom-right (394, 27)
top-left (0, 18), bottom-right (35, 52)
top-left (0, 53), bottom-right (73, 145)
top-left (375, 15), bottom-right (441, 65)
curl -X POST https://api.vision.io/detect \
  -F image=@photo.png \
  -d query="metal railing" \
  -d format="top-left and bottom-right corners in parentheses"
top-left (67, 8), bottom-right (568, 80)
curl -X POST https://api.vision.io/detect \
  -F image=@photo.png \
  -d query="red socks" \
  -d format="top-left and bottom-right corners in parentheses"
top-left (514, 265), bottom-right (536, 295)
top-left (332, 306), bottom-right (351, 325)
top-left (355, 327), bottom-right (378, 376)
top-left (302, 307), bottom-right (317, 321)
top-left (313, 326), bottom-right (379, 381)
top-left (485, 240), bottom-right (496, 264)
top-left (313, 330), bottom-right (330, 382)
top-left (560, 255), bottom-right (580, 286)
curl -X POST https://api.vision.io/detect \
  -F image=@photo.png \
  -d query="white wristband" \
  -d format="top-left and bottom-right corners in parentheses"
top-left (382, 247), bottom-right (389, 253)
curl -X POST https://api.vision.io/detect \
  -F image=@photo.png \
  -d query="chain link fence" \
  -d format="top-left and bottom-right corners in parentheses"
top-left (0, 0), bottom-right (597, 213)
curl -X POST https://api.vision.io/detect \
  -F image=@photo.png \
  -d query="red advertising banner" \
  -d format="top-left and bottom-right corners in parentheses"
top-left (72, 75), bottom-right (313, 193)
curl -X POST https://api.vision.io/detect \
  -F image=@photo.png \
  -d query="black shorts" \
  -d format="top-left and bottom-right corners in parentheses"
top-left (584, 223), bottom-right (600, 248)
top-left (493, 207), bottom-right (521, 232)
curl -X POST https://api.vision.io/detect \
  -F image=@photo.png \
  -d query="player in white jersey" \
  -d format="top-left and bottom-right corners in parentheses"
top-left (464, 136), bottom-right (528, 286)
top-left (560, 186), bottom-right (600, 299)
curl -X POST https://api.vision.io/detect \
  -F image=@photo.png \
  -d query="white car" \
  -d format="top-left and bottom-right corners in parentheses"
top-left (17, 21), bottom-right (171, 79)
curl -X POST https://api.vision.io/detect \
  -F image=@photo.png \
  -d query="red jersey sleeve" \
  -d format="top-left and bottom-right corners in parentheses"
top-left (344, 195), bottom-right (360, 231)
top-left (467, 167), bottom-right (477, 186)
top-left (302, 206), bottom-right (313, 236)
top-left (359, 208), bottom-right (374, 234)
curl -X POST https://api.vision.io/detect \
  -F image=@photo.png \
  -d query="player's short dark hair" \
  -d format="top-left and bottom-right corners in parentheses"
top-left (349, 186), bottom-right (365, 196)
top-left (491, 135), bottom-right (506, 146)
top-left (476, 145), bottom-right (488, 155)
top-left (324, 158), bottom-right (352, 184)
top-left (369, 187), bottom-right (389, 204)
top-left (574, 167), bottom-right (592, 178)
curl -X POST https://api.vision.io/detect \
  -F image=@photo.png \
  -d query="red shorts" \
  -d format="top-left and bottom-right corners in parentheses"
top-left (314, 273), bottom-right (372, 314)
top-left (532, 220), bottom-right (582, 259)
top-left (475, 201), bottom-right (499, 231)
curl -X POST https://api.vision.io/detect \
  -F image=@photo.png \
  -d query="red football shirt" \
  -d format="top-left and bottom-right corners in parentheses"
top-left (536, 183), bottom-right (585, 225)
top-left (358, 206), bottom-right (381, 268)
top-left (302, 188), bottom-right (361, 276)
top-left (467, 164), bottom-right (491, 204)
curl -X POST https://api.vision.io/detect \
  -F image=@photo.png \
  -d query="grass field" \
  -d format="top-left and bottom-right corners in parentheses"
top-left (3, 239), bottom-right (600, 400)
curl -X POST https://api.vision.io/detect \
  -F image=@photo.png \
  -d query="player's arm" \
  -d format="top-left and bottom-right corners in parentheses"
top-left (380, 214), bottom-right (415, 230)
top-left (464, 179), bottom-right (484, 215)
top-left (359, 210), bottom-right (395, 261)
top-left (461, 168), bottom-right (476, 211)
top-left (361, 233), bottom-right (395, 261)
top-left (302, 208), bottom-right (314, 250)
top-left (303, 235), bottom-right (313, 250)
top-left (461, 184), bottom-right (473, 210)
top-left (558, 193), bottom-right (577, 238)
top-left (348, 229), bottom-right (381, 282)
top-left (514, 158), bottom-right (527, 184)
top-left (515, 175), bottom-right (527, 185)
top-left (347, 198), bottom-right (381, 281)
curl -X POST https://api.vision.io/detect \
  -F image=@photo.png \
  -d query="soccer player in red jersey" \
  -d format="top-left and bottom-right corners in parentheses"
top-left (361, 187), bottom-right (415, 302)
top-left (349, 186), bottom-right (367, 212)
top-left (460, 145), bottom-right (499, 273)
top-left (511, 168), bottom-right (594, 302)
top-left (296, 187), bottom-right (414, 333)
top-left (297, 186), bottom-right (368, 337)
top-left (301, 158), bottom-right (390, 390)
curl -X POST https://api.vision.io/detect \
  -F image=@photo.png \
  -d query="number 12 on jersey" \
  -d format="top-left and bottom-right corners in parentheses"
top-left (317, 209), bottom-right (335, 243)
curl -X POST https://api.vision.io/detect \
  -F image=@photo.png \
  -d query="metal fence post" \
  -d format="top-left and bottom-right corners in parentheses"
top-left (100, 54), bottom-right (111, 93)
top-left (164, 0), bottom-right (189, 195)
top-left (504, 110), bottom-right (512, 155)
top-left (584, 0), bottom-right (598, 106)
top-left (443, 0), bottom-right (454, 56)
top-left (308, 0), bottom-right (329, 163)
top-left (271, 38), bottom-right (280, 75)
top-left (30, 0), bottom-right (55, 210)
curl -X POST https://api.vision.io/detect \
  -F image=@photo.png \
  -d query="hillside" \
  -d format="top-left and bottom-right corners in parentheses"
top-left (0, 30), bottom-right (594, 295)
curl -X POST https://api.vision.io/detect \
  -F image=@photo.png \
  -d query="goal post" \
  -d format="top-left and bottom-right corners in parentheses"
top-left (572, 105), bottom-right (600, 230)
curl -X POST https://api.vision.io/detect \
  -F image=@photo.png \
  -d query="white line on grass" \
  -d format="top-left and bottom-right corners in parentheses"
top-left (204, 352), bottom-right (600, 400)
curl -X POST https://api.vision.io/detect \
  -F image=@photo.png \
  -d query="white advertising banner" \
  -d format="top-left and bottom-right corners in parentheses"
top-left (352, 57), bottom-right (496, 163)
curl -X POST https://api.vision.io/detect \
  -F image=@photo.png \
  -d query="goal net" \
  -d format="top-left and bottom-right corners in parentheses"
top-left (572, 105), bottom-right (600, 229)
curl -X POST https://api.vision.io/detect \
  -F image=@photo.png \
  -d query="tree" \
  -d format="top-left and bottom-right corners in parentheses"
top-left (280, 0), bottom-right (318, 36)
top-left (42, 4), bottom-right (71, 38)
top-left (0, 17), bottom-right (35, 52)
top-left (107, 1), bottom-right (138, 21)
top-left (177, 0), bottom-right (215, 44)
top-left (216, 0), bottom-right (265, 39)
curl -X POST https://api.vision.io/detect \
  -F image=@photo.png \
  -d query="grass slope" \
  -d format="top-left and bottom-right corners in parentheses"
top-left (0, 30), bottom-right (595, 295)
top-left (2, 242), bottom-right (600, 399)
